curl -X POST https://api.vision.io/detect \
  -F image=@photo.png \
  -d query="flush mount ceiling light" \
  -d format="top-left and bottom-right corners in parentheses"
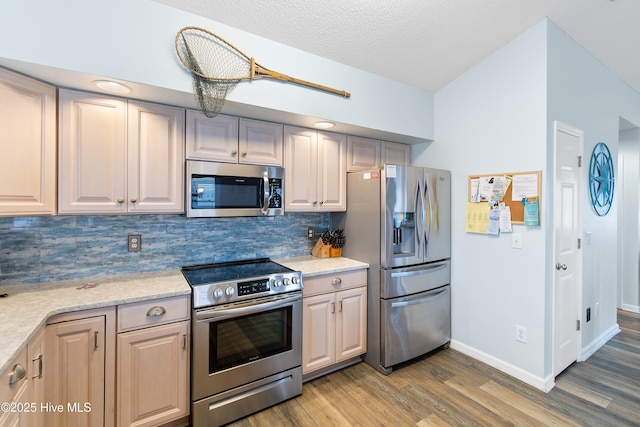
top-left (314, 121), bottom-right (335, 129)
top-left (92, 80), bottom-right (132, 94)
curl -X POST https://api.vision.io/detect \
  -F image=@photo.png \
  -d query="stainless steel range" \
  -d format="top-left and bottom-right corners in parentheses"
top-left (182, 258), bottom-right (303, 427)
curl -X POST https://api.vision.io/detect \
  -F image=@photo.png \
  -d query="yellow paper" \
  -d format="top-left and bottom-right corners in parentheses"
top-left (465, 202), bottom-right (490, 234)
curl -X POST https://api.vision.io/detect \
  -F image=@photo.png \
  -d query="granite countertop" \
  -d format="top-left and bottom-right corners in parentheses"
top-left (274, 256), bottom-right (369, 277)
top-left (0, 256), bottom-right (368, 375)
top-left (0, 269), bottom-right (191, 374)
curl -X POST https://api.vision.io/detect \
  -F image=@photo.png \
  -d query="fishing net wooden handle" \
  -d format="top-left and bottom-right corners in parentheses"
top-left (251, 59), bottom-right (351, 98)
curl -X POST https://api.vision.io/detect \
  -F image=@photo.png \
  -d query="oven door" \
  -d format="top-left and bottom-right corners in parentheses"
top-left (192, 291), bottom-right (302, 401)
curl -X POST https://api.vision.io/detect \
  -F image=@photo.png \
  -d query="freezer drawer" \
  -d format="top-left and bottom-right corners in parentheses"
top-left (381, 260), bottom-right (450, 299)
top-left (381, 285), bottom-right (450, 368)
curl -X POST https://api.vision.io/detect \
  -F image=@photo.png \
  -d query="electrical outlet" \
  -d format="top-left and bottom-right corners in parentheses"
top-left (307, 226), bottom-right (315, 240)
top-left (128, 234), bottom-right (141, 252)
top-left (516, 325), bottom-right (527, 343)
top-left (512, 233), bottom-right (522, 249)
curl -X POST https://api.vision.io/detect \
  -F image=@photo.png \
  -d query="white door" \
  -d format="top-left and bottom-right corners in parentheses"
top-left (552, 121), bottom-right (583, 377)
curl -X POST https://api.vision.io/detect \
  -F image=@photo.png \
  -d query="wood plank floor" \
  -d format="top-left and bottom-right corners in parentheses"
top-left (228, 310), bottom-right (640, 426)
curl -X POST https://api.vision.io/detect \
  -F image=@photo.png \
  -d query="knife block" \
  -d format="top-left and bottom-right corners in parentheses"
top-left (311, 238), bottom-right (331, 258)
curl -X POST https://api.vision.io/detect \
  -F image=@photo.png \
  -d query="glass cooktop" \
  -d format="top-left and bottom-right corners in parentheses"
top-left (181, 258), bottom-right (294, 286)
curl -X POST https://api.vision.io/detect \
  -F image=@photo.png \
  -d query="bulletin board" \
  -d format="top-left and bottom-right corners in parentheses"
top-left (467, 171), bottom-right (541, 225)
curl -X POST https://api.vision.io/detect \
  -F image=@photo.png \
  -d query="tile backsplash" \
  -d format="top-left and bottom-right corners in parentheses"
top-left (0, 213), bottom-right (329, 285)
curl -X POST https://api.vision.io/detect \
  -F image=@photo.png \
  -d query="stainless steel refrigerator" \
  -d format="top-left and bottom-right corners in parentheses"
top-left (331, 165), bottom-right (451, 374)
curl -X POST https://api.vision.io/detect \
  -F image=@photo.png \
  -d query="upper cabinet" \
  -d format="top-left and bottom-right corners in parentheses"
top-left (284, 126), bottom-right (346, 212)
top-left (0, 68), bottom-right (56, 216)
top-left (58, 89), bottom-right (185, 214)
top-left (347, 136), bottom-right (410, 171)
top-left (186, 111), bottom-right (283, 166)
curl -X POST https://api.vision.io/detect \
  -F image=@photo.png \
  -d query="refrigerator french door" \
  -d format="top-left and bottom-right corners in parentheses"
top-left (332, 164), bottom-right (451, 374)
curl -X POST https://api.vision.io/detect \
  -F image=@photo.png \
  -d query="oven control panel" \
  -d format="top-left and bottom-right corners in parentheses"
top-left (238, 278), bottom-right (270, 296)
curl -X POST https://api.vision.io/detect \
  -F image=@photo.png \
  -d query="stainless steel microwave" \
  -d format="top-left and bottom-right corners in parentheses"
top-left (186, 160), bottom-right (284, 217)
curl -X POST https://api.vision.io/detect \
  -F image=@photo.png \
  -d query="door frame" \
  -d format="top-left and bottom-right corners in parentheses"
top-left (551, 120), bottom-right (584, 376)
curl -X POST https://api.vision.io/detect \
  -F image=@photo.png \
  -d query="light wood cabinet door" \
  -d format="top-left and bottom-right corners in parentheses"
top-left (185, 110), bottom-right (238, 162)
top-left (347, 136), bottom-right (381, 172)
top-left (58, 89), bottom-right (127, 214)
top-left (284, 126), bottom-right (346, 212)
top-left (26, 328), bottom-right (45, 427)
top-left (127, 101), bottom-right (185, 213)
top-left (335, 287), bottom-right (367, 363)
top-left (0, 68), bottom-right (56, 216)
top-left (317, 131), bottom-right (346, 211)
top-left (45, 316), bottom-right (107, 427)
top-left (117, 321), bottom-right (189, 427)
top-left (302, 293), bottom-right (335, 374)
top-left (239, 118), bottom-right (283, 166)
top-left (382, 141), bottom-right (411, 165)
top-left (284, 126), bottom-right (317, 212)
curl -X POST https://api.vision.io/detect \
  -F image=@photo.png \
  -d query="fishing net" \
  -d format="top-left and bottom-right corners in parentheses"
top-left (175, 26), bottom-right (350, 118)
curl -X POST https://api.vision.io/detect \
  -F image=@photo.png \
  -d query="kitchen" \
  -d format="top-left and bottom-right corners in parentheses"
top-left (1, 0), bottom-right (639, 425)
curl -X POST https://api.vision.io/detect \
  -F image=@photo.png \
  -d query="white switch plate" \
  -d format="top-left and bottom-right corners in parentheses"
top-left (512, 233), bottom-right (522, 249)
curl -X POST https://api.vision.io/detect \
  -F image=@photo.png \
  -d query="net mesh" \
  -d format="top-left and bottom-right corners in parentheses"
top-left (176, 28), bottom-right (252, 118)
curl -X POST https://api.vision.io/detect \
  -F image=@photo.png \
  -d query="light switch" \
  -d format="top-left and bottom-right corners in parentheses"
top-left (512, 233), bottom-right (522, 249)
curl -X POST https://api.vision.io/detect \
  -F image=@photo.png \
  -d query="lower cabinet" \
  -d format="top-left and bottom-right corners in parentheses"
top-left (45, 307), bottom-right (116, 427)
top-left (302, 269), bottom-right (367, 379)
top-left (117, 321), bottom-right (189, 427)
top-left (116, 296), bottom-right (190, 427)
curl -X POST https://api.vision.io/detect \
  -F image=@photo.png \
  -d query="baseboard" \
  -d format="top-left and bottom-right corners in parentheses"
top-left (449, 340), bottom-right (553, 392)
top-left (620, 304), bottom-right (640, 313)
top-left (580, 323), bottom-right (621, 361)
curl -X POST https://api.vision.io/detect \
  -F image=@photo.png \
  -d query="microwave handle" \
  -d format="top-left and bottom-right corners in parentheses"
top-left (262, 171), bottom-right (269, 215)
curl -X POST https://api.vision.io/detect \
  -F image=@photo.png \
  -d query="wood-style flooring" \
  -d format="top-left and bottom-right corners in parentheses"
top-left (228, 310), bottom-right (640, 426)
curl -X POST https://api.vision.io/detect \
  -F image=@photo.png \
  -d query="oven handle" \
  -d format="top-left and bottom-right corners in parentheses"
top-left (195, 293), bottom-right (301, 321)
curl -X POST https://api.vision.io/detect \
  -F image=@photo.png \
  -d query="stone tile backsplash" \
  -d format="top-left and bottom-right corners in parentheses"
top-left (0, 213), bottom-right (329, 285)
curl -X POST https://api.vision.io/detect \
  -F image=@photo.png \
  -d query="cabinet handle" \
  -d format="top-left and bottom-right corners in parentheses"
top-left (32, 354), bottom-right (43, 380)
top-left (331, 277), bottom-right (342, 286)
top-left (117, 198), bottom-right (125, 204)
top-left (8, 364), bottom-right (26, 385)
top-left (146, 306), bottom-right (167, 317)
top-left (338, 300), bottom-right (343, 312)
top-left (94, 331), bottom-right (99, 351)
top-left (331, 302), bottom-right (335, 314)
top-left (183, 334), bottom-right (187, 350)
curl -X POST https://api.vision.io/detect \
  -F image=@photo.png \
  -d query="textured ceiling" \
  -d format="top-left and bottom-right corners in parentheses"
top-left (153, 0), bottom-right (640, 93)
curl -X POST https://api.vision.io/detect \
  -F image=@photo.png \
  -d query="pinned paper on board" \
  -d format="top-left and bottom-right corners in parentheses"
top-left (468, 171), bottom-right (541, 226)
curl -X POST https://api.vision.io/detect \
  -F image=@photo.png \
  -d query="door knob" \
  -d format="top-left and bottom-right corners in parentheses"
top-left (555, 262), bottom-right (568, 271)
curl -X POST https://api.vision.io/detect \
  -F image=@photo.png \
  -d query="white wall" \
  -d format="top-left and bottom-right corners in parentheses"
top-left (0, 0), bottom-right (434, 142)
top-left (413, 20), bottom-right (549, 387)
top-left (618, 127), bottom-right (640, 312)
top-left (414, 17), bottom-right (640, 389)
top-left (546, 20), bottom-right (640, 354)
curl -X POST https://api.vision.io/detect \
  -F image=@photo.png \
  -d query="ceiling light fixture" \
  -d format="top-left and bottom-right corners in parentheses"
top-left (314, 121), bottom-right (335, 129)
top-left (92, 80), bottom-right (132, 94)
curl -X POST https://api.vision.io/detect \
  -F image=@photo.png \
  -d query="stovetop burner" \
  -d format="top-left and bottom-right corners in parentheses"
top-left (181, 258), bottom-right (303, 309)
top-left (182, 258), bottom-right (293, 286)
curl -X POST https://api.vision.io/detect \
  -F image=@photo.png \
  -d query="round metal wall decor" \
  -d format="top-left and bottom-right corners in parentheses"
top-left (588, 142), bottom-right (614, 216)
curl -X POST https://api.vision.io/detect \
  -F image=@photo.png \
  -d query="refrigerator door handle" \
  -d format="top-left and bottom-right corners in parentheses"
top-left (424, 172), bottom-right (433, 250)
top-left (390, 263), bottom-right (447, 278)
top-left (416, 175), bottom-right (425, 249)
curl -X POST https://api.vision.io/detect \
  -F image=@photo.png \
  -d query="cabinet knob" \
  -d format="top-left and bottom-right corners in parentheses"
top-left (8, 364), bottom-right (26, 385)
top-left (312, 201), bottom-right (318, 205)
top-left (242, 152), bottom-right (247, 157)
top-left (117, 198), bottom-right (125, 204)
top-left (130, 198), bottom-right (138, 204)
top-left (146, 306), bottom-right (167, 317)
top-left (320, 201), bottom-right (324, 205)
top-left (331, 277), bottom-right (342, 286)
top-left (231, 150), bottom-right (237, 156)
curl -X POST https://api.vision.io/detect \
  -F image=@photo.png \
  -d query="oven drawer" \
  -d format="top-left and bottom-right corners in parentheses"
top-left (303, 269), bottom-right (367, 297)
top-left (118, 295), bottom-right (190, 332)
